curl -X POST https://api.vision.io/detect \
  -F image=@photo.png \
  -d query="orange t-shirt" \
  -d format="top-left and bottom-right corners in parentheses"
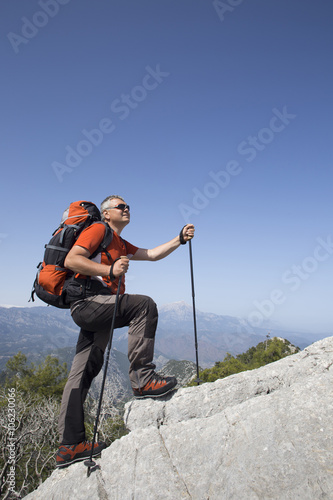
top-left (73, 223), bottom-right (138, 294)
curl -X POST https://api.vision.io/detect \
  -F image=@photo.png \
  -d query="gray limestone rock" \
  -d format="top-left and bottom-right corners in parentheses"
top-left (25, 337), bottom-right (333, 500)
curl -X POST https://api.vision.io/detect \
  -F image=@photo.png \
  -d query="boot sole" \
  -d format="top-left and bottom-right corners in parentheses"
top-left (133, 387), bottom-right (177, 399)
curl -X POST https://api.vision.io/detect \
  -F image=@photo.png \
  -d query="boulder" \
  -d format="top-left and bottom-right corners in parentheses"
top-left (25, 337), bottom-right (333, 499)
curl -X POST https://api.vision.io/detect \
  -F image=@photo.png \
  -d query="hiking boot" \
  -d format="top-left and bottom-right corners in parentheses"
top-left (133, 374), bottom-right (177, 398)
top-left (56, 440), bottom-right (106, 468)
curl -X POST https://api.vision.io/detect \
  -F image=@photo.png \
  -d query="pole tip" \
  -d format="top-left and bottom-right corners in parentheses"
top-left (84, 459), bottom-right (96, 477)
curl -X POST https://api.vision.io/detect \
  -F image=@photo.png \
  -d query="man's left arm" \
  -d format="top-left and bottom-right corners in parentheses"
top-left (131, 224), bottom-right (195, 261)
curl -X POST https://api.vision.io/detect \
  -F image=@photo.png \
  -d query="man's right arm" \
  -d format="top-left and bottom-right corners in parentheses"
top-left (65, 246), bottom-right (129, 278)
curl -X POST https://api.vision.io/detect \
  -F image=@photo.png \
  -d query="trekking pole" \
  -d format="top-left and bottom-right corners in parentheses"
top-left (85, 271), bottom-right (123, 477)
top-left (188, 239), bottom-right (201, 385)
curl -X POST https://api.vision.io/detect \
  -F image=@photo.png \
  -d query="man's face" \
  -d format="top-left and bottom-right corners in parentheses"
top-left (104, 198), bottom-right (130, 226)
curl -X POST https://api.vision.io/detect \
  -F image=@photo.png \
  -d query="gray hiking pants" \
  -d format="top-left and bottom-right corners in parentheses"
top-left (58, 293), bottom-right (158, 444)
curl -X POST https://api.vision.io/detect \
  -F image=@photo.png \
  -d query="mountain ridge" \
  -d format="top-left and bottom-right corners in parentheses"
top-left (0, 302), bottom-right (327, 370)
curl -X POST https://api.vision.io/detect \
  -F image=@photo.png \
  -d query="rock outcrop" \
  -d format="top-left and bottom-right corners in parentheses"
top-left (25, 337), bottom-right (333, 500)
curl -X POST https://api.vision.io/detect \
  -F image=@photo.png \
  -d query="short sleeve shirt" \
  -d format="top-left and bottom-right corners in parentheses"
top-left (73, 223), bottom-right (138, 294)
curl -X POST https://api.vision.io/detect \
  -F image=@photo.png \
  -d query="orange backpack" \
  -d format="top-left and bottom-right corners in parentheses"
top-left (31, 201), bottom-right (113, 308)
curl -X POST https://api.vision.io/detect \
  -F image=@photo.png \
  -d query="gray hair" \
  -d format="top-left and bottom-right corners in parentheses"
top-left (100, 195), bottom-right (125, 220)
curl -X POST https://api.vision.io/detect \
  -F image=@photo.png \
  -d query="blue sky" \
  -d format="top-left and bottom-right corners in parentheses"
top-left (1, 0), bottom-right (332, 336)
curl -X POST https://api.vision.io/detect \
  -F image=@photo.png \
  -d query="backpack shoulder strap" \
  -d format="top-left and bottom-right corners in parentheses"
top-left (90, 221), bottom-right (114, 261)
top-left (89, 222), bottom-right (128, 262)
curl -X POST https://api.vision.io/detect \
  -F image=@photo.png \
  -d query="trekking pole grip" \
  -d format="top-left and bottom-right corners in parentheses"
top-left (110, 255), bottom-right (128, 280)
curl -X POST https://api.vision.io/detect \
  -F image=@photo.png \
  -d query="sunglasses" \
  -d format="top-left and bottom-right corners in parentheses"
top-left (106, 203), bottom-right (130, 212)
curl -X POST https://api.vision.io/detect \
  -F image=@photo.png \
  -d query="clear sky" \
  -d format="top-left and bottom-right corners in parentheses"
top-left (1, 0), bottom-right (332, 336)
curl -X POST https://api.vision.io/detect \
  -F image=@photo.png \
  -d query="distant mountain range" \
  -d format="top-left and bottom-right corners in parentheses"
top-left (0, 301), bottom-right (327, 372)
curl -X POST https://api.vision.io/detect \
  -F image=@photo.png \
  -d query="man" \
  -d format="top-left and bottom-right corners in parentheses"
top-left (56, 195), bottom-right (195, 468)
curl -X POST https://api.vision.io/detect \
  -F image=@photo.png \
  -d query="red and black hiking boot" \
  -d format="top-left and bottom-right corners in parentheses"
top-left (133, 374), bottom-right (177, 399)
top-left (56, 440), bottom-right (106, 468)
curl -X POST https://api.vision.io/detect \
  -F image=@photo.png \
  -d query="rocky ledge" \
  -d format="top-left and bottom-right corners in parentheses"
top-left (26, 336), bottom-right (333, 499)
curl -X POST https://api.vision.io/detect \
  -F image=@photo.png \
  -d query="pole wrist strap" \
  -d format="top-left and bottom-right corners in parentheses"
top-left (109, 258), bottom-right (120, 280)
top-left (179, 226), bottom-right (187, 245)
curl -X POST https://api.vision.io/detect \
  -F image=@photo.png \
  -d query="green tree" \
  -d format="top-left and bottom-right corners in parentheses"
top-left (197, 354), bottom-right (248, 384)
top-left (1, 352), bottom-right (128, 498)
top-left (5, 352), bottom-right (68, 399)
top-left (5, 351), bottom-right (33, 378)
top-left (189, 337), bottom-right (300, 385)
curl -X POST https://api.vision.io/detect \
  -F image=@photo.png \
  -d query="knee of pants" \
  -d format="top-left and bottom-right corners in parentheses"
top-left (146, 296), bottom-right (157, 316)
top-left (143, 296), bottom-right (158, 339)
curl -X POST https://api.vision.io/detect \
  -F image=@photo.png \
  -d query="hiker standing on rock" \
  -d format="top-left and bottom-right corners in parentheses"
top-left (56, 195), bottom-right (194, 468)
